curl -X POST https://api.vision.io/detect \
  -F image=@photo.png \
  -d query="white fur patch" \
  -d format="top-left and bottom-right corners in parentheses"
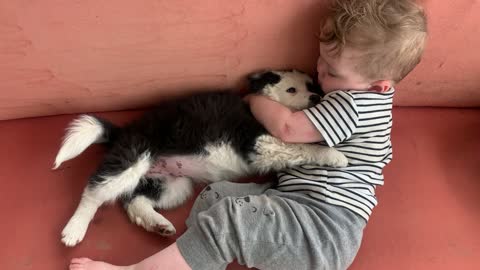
top-left (262, 70), bottom-right (315, 110)
top-left (126, 196), bottom-right (176, 236)
top-left (251, 135), bottom-right (348, 173)
top-left (61, 192), bottom-right (102, 247)
top-left (155, 176), bottom-right (194, 209)
top-left (61, 152), bottom-right (152, 247)
top-left (203, 142), bottom-right (253, 182)
top-left (96, 152), bottom-right (152, 202)
top-left (53, 115), bottom-right (105, 169)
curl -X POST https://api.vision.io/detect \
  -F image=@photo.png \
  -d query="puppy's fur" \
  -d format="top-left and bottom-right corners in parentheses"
top-left (53, 70), bottom-right (348, 247)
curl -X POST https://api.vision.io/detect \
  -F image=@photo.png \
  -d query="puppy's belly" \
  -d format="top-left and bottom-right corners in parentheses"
top-left (146, 143), bottom-right (253, 182)
top-left (147, 156), bottom-right (207, 180)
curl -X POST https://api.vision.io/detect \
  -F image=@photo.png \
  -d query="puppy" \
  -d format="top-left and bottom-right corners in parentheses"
top-left (53, 70), bottom-right (348, 247)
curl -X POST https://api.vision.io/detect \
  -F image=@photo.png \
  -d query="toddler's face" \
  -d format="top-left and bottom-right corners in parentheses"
top-left (316, 42), bottom-right (371, 93)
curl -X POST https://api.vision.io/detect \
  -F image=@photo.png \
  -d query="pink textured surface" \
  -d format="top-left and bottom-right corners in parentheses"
top-left (0, 0), bottom-right (325, 120)
top-left (398, 0), bottom-right (480, 107)
top-left (0, 0), bottom-right (479, 120)
top-left (0, 107), bottom-right (479, 269)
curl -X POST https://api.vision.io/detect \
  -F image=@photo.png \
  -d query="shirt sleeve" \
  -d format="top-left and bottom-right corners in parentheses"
top-left (303, 91), bottom-right (359, 147)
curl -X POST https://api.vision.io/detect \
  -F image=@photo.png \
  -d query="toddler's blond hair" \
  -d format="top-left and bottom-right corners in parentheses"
top-left (320, 0), bottom-right (427, 83)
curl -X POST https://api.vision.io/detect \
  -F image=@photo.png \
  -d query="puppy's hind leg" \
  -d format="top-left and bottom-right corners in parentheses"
top-left (61, 147), bottom-right (152, 247)
top-left (122, 175), bottom-right (194, 236)
top-left (124, 195), bottom-right (177, 236)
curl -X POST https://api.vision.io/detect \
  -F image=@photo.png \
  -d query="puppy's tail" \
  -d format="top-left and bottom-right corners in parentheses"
top-left (52, 115), bottom-right (119, 170)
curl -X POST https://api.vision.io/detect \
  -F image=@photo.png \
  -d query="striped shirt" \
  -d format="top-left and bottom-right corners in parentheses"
top-left (277, 89), bottom-right (394, 221)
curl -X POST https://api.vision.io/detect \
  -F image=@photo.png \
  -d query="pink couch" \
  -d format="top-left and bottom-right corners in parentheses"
top-left (0, 1), bottom-right (479, 269)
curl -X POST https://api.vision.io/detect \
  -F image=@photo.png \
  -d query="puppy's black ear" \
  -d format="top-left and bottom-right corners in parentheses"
top-left (306, 79), bottom-right (325, 97)
top-left (247, 71), bottom-right (281, 92)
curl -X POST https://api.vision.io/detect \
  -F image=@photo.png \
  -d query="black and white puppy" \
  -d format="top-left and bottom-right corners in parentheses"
top-left (53, 70), bottom-right (348, 247)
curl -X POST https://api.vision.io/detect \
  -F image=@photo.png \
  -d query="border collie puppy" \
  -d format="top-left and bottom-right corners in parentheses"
top-left (53, 70), bottom-right (348, 247)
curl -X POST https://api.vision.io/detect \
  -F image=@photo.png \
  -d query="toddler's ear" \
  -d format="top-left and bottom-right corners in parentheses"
top-left (247, 71), bottom-right (281, 93)
top-left (368, 80), bottom-right (392, 93)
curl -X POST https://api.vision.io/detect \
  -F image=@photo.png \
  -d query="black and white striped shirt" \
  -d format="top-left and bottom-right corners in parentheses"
top-left (277, 89), bottom-right (394, 221)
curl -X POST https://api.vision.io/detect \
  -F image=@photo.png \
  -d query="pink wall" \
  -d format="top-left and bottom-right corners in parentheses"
top-left (0, 0), bottom-right (479, 120)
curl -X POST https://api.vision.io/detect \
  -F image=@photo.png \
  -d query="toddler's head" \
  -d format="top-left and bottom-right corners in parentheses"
top-left (316, 0), bottom-right (427, 93)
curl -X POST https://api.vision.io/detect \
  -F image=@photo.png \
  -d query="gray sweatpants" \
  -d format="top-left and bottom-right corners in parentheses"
top-left (176, 182), bottom-right (366, 270)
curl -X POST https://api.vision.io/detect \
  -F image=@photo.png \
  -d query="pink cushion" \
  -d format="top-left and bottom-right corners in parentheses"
top-left (0, 0), bottom-right (479, 120)
top-left (0, 107), bottom-right (478, 269)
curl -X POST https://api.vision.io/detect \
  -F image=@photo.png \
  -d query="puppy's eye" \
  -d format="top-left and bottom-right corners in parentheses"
top-left (286, 87), bottom-right (297, 93)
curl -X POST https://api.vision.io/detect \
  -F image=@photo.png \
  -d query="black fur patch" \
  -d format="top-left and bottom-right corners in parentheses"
top-left (307, 80), bottom-right (324, 97)
top-left (96, 116), bottom-right (121, 144)
top-left (119, 176), bottom-right (166, 205)
top-left (248, 71), bottom-right (281, 92)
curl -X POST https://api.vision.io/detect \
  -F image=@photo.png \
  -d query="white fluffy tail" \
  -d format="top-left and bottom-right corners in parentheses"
top-left (53, 115), bottom-right (106, 170)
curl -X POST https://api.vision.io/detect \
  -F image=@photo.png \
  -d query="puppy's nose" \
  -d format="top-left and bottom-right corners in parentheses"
top-left (309, 94), bottom-right (321, 104)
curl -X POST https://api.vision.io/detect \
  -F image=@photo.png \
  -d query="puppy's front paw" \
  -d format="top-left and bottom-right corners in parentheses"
top-left (61, 219), bottom-right (88, 247)
top-left (325, 148), bottom-right (348, 168)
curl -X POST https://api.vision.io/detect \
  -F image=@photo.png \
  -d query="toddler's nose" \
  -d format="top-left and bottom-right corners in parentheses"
top-left (309, 94), bottom-right (321, 104)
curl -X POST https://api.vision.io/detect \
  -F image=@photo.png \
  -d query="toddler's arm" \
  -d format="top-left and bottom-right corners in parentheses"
top-left (248, 95), bottom-right (324, 143)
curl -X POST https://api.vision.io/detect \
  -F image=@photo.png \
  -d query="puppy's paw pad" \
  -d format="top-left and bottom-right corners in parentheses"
top-left (152, 223), bottom-right (176, 236)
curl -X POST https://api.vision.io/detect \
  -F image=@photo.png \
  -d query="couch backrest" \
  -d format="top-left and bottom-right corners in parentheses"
top-left (1, 0), bottom-right (479, 120)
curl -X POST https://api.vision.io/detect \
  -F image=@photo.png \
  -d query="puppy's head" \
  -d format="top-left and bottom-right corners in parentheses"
top-left (248, 70), bottom-right (322, 110)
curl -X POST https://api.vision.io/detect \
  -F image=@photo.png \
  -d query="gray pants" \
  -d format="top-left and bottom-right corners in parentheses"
top-left (176, 182), bottom-right (366, 270)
